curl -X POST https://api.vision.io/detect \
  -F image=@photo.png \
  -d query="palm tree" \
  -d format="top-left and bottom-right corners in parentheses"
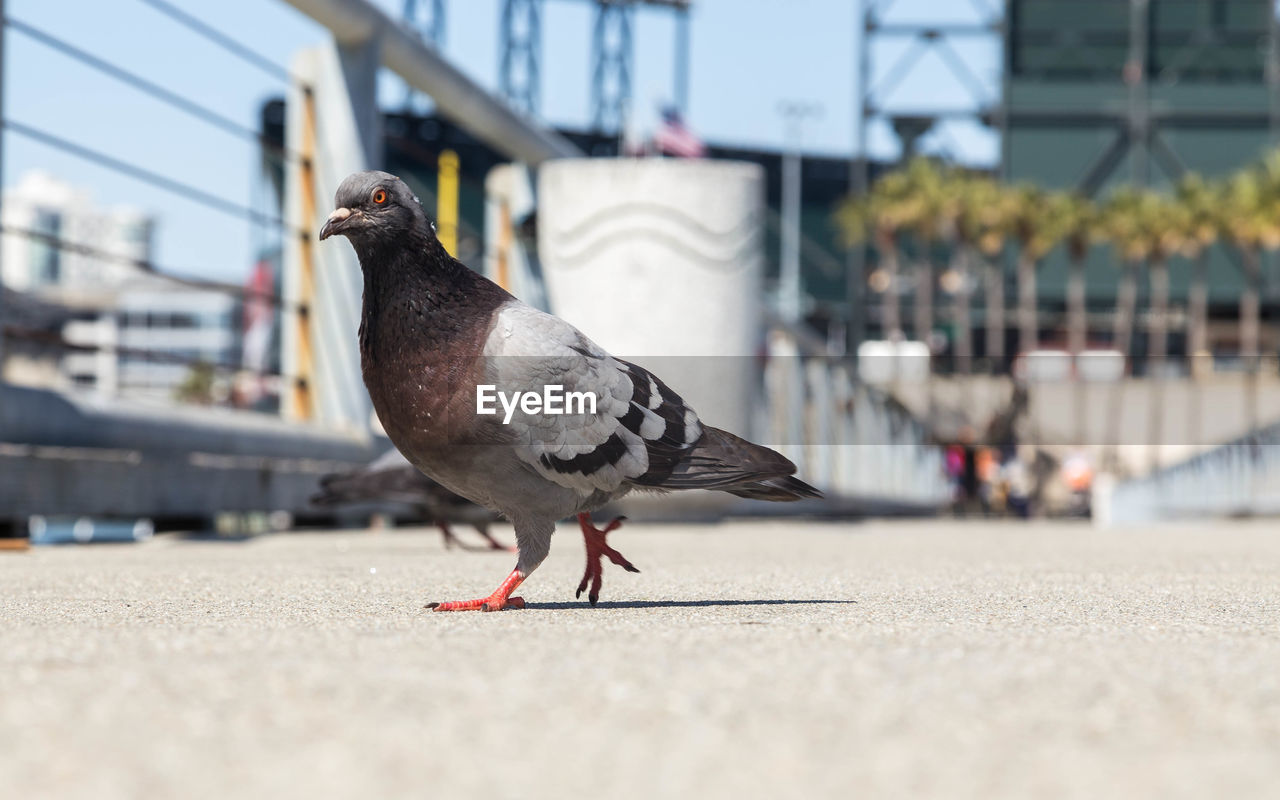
top-left (1005, 185), bottom-right (1065, 362)
top-left (1247, 153), bottom-right (1280, 355)
top-left (891, 158), bottom-right (948, 346)
top-left (1099, 188), bottom-right (1186, 467)
top-left (1144, 193), bottom-right (1189, 470)
top-left (972, 181), bottom-right (1014, 372)
top-left (1175, 174), bottom-right (1222, 450)
top-left (838, 168), bottom-right (919, 341)
top-left (945, 172), bottom-right (1000, 374)
top-left (1175, 174), bottom-right (1220, 379)
top-left (1053, 193), bottom-right (1097, 446)
top-left (1145, 192), bottom-right (1187, 373)
top-left (1100, 188), bottom-right (1156, 366)
top-left (1098, 188), bottom-right (1154, 466)
top-left (1055, 193), bottom-right (1097, 358)
top-left (1217, 167), bottom-right (1280, 436)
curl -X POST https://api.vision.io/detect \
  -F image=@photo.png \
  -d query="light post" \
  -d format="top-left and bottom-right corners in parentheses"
top-left (777, 101), bottom-right (822, 323)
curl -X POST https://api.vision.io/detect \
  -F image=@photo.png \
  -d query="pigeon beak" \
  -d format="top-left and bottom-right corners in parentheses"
top-left (319, 207), bottom-right (361, 241)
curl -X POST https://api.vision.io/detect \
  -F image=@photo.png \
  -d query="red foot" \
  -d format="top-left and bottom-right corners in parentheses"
top-left (428, 568), bottom-right (526, 612)
top-left (576, 513), bottom-right (639, 606)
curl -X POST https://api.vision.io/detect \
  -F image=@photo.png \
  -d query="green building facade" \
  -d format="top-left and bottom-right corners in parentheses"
top-left (1005, 0), bottom-right (1278, 353)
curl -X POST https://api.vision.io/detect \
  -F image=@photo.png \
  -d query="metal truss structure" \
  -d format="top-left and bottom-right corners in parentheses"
top-left (1003, 0), bottom-right (1280, 195)
top-left (498, 0), bottom-right (691, 128)
top-left (591, 1), bottom-right (635, 134)
top-left (500, 0), bottom-right (542, 116)
top-left (401, 0), bottom-right (446, 112)
top-left (848, 0), bottom-right (1005, 349)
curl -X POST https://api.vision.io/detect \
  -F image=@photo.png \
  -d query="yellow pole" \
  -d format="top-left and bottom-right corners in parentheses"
top-left (291, 87), bottom-right (317, 421)
top-left (496, 199), bottom-right (512, 290)
top-left (437, 149), bottom-right (460, 256)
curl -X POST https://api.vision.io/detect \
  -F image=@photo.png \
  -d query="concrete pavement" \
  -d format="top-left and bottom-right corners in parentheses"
top-left (3, 519), bottom-right (1279, 799)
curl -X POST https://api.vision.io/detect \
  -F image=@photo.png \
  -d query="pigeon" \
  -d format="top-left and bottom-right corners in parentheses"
top-left (310, 448), bottom-right (511, 551)
top-left (320, 170), bottom-right (820, 611)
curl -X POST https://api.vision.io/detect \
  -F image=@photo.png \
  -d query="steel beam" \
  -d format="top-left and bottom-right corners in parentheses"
top-left (0, 0), bottom-right (7, 375)
top-left (402, 0), bottom-right (444, 47)
top-left (591, 0), bottom-right (634, 134)
top-left (1128, 0), bottom-right (1149, 186)
top-left (859, 0), bottom-right (1004, 162)
top-left (867, 23), bottom-right (1000, 36)
top-left (500, 0), bottom-right (542, 117)
top-left (400, 0), bottom-right (445, 112)
top-left (280, 0), bottom-right (579, 164)
top-left (1270, 0), bottom-right (1280, 148)
top-left (1004, 108), bottom-right (1273, 127)
top-left (848, 0), bottom-right (872, 355)
top-left (674, 6), bottom-right (690, 113)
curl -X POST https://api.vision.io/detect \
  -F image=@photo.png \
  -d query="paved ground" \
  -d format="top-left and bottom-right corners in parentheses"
top-left (3, 518), bottom-right (1279, 800)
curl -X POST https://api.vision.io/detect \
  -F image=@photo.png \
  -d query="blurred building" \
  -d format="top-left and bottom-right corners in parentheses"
top-left (116, 286), bottom-right (240, 403)
top-left (1, 170), bottom-right (153, 296)
top-left (0, 171), bottom-right (241, 401)
top-left (0, 286), bottom-right (76, 388)
top-left (260, 99), bottom-right (858, 326)
top-left (1006, 0), bottom-right (1278, 362)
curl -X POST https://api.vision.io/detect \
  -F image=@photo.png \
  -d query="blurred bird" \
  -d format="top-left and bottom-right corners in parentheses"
top-left (320, 170), bottom-right (820, 611)
top-left (311, 449), bottom-right (510, 551)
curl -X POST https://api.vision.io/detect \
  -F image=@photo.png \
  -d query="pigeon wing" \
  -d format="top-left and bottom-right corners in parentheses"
top-left (479, 301), bottom-right (704, 497)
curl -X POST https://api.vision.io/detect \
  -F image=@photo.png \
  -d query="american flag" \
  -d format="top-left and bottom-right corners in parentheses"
top-left (652, 107), bottom-right (705, 158)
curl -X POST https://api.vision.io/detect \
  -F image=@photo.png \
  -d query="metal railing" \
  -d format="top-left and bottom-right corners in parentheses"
top-left (0, 0), bottom-right (312, 412)
top-left (1098, 421), bottom-right (1280, 525)
top-left (764, 320), bottom-right (949, 510)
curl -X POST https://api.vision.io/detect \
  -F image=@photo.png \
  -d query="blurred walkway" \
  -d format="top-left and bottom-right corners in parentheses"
top-left (4, 519), bottom-right (1279, 799)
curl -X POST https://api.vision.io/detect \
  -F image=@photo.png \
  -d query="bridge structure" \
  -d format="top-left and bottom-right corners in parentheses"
top-left (0, 0), bottom-right (949, 537)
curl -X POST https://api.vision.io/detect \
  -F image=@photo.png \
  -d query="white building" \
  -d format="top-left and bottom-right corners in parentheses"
top-left (1, 171), bottom-right (241, 403)
top-left (1, 171), bottom-right (152, 297)
top-left (116, 284), bottom-right (239, 403)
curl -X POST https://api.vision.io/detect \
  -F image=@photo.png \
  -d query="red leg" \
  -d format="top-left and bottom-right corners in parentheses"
top-left (437, 521), bottom-right (461, 550)
top-left (475, 526), bottom-right (517, 552)
top-left (576, 513), bottom-right (639, 606)
top-left (428, 568), bottom-right (526, 612)
top-left (438, 521), bottom-right (512, 553)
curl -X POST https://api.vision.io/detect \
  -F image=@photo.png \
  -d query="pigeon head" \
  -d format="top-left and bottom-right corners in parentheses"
top-left (319, 170), bottom-right (430, 247)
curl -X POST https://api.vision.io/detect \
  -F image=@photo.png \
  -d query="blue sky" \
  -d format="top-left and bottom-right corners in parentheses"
top-left (3, 0), bottom-right (998, 282)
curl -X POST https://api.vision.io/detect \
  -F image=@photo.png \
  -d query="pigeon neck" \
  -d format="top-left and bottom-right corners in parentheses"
top-left (356, 231), bottom-right (507, 361)
top-left (357, 233), bottom-right (469, 304)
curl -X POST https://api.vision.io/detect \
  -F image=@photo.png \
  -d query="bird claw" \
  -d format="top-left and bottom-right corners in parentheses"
top-left (482, 596), bottom-right (525, 612)
top-left (576, 514), bottom-right (638, 606)
top-left (426, 595), bottom-right (525, 612)
top-left (426, 569), bottom-right (526, 611)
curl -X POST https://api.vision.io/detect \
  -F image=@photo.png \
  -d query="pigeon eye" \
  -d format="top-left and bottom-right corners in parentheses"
top-left (372, 188), bottom-right (388, 205)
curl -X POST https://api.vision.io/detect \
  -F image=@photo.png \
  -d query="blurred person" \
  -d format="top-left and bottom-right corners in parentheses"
top-left (976, 446), bottom-right (998, 513)
top-left (1061, 450), bottom-right (1094, 517)
top-left (946, 443), bottom-right (965, 509)
top-left (1001, 448), bottom-right (1032, 519)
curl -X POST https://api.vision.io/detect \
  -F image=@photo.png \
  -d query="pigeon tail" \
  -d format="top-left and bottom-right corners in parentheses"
top-left (652, 426), bottom-right (824, 501)
top-left (722, 474), bottom-right (823, 502)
